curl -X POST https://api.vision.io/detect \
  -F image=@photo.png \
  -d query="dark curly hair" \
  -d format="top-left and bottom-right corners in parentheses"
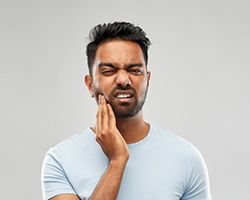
top-left (86, 22), bottom-right (151, 75)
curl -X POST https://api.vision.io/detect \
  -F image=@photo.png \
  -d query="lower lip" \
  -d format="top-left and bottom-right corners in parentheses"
top-left (115, 97), bottom-right (133, 103)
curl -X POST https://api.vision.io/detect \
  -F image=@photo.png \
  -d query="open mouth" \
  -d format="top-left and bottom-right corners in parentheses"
top-left (114, 90), bottom-right (134, 103)
top-left (116, 94), bottom-right (132, 99)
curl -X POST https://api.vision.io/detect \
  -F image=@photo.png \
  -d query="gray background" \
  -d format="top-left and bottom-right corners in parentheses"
top-left (1, 0), bottom-right (249, 199)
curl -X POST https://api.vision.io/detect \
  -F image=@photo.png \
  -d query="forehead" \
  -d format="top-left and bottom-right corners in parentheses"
top-left (94, 40), bottom-right (145, 66)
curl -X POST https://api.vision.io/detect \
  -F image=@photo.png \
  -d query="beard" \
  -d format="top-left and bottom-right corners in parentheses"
top-left (110, 85), bottom-right (148, 119)
top-left (93, 84), bottom-right (149, 119)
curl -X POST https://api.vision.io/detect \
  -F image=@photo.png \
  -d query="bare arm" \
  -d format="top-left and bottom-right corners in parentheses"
top-left (49, 194), bottom-right (80, 200)
top-left (89, 158), bottom-right (128, 200)
top-left (49, 95), bottom-right (128, 200)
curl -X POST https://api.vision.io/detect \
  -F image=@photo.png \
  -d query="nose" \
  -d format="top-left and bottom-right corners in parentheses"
top-left (115, 69), bottom-right (131, 87)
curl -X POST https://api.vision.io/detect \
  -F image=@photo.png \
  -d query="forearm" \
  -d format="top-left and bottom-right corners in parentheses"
top-left (89, 159), bottom-right (128, 200)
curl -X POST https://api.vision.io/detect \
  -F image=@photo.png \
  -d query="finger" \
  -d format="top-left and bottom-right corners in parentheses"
top-left (96, 95), bottom-right (102, 134)
top-left (101, 95), bottom-right (109, 130)
top-left (107, 103), bottom-right (116, 127)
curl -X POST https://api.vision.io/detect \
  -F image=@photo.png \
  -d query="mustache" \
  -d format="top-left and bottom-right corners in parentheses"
top-left (94, 85), bottom-right (136, 100)
top-left (111, 85), bottom-right (136, 94)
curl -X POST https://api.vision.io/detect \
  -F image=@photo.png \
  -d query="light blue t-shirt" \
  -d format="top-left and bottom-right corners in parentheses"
top-left (41, 124), bottom-right (211, 200)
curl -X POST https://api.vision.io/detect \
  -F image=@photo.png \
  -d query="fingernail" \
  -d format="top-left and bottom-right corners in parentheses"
top-left (98, 95), bottom-right (101, 103)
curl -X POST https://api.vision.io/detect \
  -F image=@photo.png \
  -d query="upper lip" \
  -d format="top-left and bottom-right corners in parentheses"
top-left (114, 90), bottom-right (134, 98)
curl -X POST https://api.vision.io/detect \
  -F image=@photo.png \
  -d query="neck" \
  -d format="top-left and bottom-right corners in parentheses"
top-left (91, 111), bottom-right (150, 144)
top-left (115, 111), bottom-right (150, 144)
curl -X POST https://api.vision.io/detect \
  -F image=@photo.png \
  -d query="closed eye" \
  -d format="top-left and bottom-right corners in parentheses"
top-left (100, 69), bottom-right (116, 76)
top-left (128, 67), bottom-right (144, 75)
top-left (99, 63), bottom-right (117, 76)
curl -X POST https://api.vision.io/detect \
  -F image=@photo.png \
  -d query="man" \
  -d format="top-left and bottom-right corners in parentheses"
top-left (41, 22), bottom-right (211, 200)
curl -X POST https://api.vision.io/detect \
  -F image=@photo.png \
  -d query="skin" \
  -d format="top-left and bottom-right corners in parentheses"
top-left (49, 40), bottom-right (151, 200)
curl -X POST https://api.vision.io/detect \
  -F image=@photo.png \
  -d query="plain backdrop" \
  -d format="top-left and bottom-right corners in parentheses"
top-left (1, 0), bottom-right (249, 199)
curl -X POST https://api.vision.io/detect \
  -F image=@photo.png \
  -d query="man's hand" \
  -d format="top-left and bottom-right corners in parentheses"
top-left (95, 95), bottom-right (129, 163)
top-left (48, 95), bottom-right (129, 200)
top-left (86, 95), bottom-right (129, 199)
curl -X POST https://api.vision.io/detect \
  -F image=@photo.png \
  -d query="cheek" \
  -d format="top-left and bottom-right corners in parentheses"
top-left (135, 78), bottom-right (148, 92)
top-left (93, 77), bottom-right (100, 88)
top-left (91, 78), bottom-right (101, 97)
top-left (93, 77), bottom-right (113, 97)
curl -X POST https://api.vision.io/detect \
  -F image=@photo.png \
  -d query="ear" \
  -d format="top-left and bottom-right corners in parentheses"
top-left (147, 71), bottom-right (151, 82)
top-left (84, 75), bottom-right (94, 97)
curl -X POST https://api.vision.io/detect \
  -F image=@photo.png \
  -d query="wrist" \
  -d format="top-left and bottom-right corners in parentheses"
top-left (110, 157), bottom-right (129, 168)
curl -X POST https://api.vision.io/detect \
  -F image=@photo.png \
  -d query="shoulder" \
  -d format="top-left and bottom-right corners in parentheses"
top-left (45, 128), bottom-right (95, 161)
top-left (151, 124), bottom-right (192, 150)
top-left (151, 124), bottom-right (206, 162)
top-left (152, 124), bottom-right (211, 195)
top-left (41, 130), bottom-right (94, 200)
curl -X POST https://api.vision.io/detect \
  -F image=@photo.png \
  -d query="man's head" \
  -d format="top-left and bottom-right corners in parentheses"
top-left (86, 22), bottom-right (151, 75)
top-left (85, 22), bottom-right (151, 119)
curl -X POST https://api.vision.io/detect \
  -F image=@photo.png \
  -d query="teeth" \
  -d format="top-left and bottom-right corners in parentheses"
top-left (117, 94), bottom-right (131, 99)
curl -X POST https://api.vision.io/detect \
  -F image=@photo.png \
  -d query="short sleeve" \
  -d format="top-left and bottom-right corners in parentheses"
top-left (181, 144), bottom-right (212, 200)
top-left (41, 150), bottom-right (77, 200)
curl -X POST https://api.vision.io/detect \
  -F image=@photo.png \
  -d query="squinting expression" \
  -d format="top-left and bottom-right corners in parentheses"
top-left (90, 40), bottom-right (150, 119)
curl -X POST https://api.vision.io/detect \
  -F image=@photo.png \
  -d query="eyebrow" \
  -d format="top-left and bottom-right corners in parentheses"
top-left (98, 62), bottom-right (144, 68)
top-left (98, 63), bottom-right (115, 68)
top-left (127, 63), bottom-right (143, 68)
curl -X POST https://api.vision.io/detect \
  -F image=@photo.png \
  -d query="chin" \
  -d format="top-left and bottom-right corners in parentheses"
top-left (113, 105), bottom-right (142, 119)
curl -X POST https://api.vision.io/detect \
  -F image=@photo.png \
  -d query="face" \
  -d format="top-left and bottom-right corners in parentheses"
top-left (85, 40), bottom-right (151, 119)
